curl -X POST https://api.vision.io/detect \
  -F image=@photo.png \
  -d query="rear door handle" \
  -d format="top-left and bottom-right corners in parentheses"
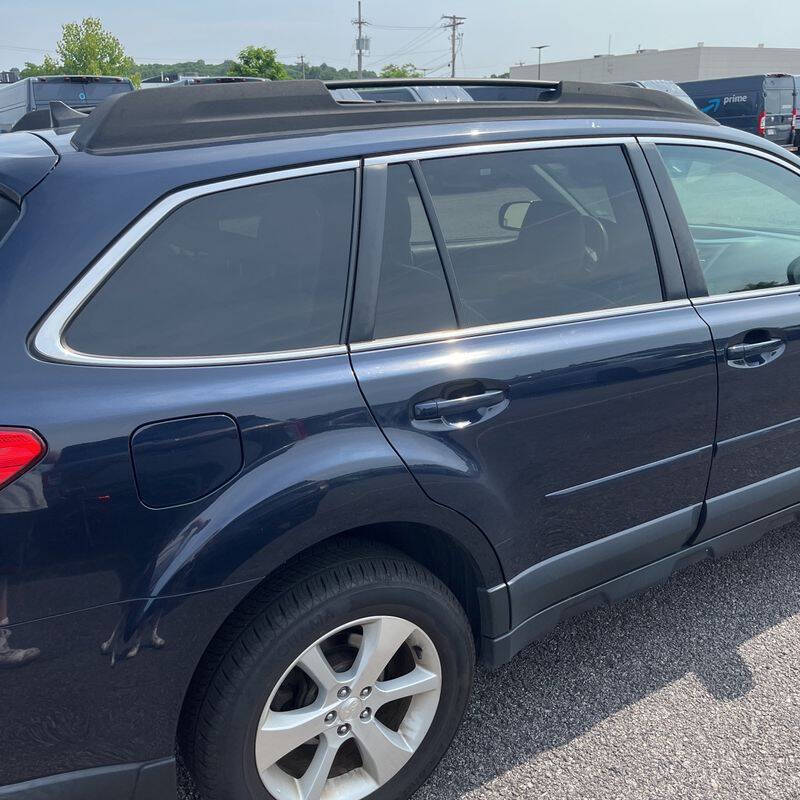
top-left (726, 338), bottom-right (783, 358)
top-left (725, 337), bottom-right (784, 367)
top-left (413, 390), bottom-right (506, 420)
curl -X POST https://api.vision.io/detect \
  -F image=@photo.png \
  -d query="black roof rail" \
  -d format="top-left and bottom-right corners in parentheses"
top-left (71, 78), bottom-right (713, 156)
top-left (324, 77), bottom-right (559, 89)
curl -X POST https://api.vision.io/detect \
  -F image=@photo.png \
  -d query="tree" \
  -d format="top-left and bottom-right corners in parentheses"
top-left (136, 59), bottom-right (235, 80)
top-left (283, 62), bottom-right (377, 81)
top-left (379, 63), bottom-right (423, 79)
top-left (20, 55), bottom-right (62, 78)
top-left (20, 18), bottom-right (136, 82)
top-left (229, 46), bottom-right (288, 80)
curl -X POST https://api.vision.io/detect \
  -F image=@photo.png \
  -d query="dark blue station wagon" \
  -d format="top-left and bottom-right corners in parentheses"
top-left (3, 79), bottom-right (800, 800)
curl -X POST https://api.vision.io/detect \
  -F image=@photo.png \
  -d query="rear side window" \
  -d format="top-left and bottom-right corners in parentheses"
top-left (420, 145), bottom-right (663, 327)
top-left (65, 170), bottom-right (355, 358)
top-left (0, 195), bottom-right (19, 243)
top-left (372, 164), bottom-right (456, 339)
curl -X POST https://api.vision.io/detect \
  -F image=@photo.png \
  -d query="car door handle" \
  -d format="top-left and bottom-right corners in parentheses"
top-left (413, 390), bottom-right (506, 420)
top-left (726, 339), bottom-right (783, 359)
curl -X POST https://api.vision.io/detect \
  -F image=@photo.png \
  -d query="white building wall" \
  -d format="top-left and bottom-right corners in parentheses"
top-left (510, 46), bottom-right (800, 84)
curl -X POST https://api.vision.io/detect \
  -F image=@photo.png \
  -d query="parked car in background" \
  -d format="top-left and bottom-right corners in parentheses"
top-left (5, 78), bottom-right (800, 800)
top-left (618, 79), bottom-right (697, 107)
top-left (172, 76), bottom-right (267, 86)
top-left (0, 75), bottom-right (134, 133)
top-left (329, 78), bottom-right (555, 103)
top-left (140, 72), bottom-right (200, 87)
top-left (333, 82), bottom-right (473, 102)
top-left (680, 73), bottom-right (796, 148)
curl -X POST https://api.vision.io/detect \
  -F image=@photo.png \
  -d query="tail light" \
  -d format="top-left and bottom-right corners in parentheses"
top-left (792, 109), bottom-right (797, 132)
top-left (0, 428), bottom-right (45, 489)
top-left (758, 110), bottom-right (767, 136)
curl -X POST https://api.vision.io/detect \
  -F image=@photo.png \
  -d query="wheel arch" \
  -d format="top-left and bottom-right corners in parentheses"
top-left (175, 518), bottom-right (509, 763)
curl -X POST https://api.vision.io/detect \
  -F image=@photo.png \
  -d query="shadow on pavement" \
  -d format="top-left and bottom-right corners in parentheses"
top-left (414, 523), bottom-right (800, 798)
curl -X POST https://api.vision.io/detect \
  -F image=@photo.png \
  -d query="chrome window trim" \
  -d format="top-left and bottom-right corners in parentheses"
top-left (349, 298), bottom-right (691, 353)
top-left (642, 136), bottom-right (800, 304)
top-left (639, 136), bottom-right (800, 178)
top-left (33, 160), bottom-right (361, 367)
top-left (693, 284), bottom-right (800, 305)
top-left (363, 135), bottom-right (636, 166)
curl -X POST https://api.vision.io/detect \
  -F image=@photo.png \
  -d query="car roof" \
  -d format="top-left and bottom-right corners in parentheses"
top-left (68, 78), bottom-right (712, 156)
top-left (19, 77), bottom-right (799, 196)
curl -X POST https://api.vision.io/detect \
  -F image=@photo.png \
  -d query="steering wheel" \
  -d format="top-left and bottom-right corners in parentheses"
top-left (787, 255), bottom-right (800, 285)
top-left (582, 215), bottom-right (610, 270)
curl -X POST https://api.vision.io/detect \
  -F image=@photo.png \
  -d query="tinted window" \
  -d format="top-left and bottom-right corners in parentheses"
top-left (32, 80), bottom-right (131, 105)
top-left (420, 145), bottom-right (662, 326)
top-left (659, 145), bottom-right (800, 295)
top-left (373, 164), bottom-right (456, 339)
top-left (0, 195), bottom-right (19, 243)
top-left (358, 87), bottom-right (418, 103)
top-left (65, 170), bottom-right (355, 357)
top-left (766, 89), bottom-right (794, 115)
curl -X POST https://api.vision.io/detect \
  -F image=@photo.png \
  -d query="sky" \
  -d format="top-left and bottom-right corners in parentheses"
top-left (0, 0), bottom-right (793, 76)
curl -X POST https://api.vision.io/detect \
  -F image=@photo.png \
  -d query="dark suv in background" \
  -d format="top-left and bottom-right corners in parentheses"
top-left (3, 79), bottom-right (800, 800)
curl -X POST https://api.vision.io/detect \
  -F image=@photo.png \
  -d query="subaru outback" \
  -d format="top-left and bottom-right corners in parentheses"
top-left (2, 78), bottom-right (800, 800)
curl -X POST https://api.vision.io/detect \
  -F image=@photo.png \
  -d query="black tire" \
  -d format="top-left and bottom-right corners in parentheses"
top-left (182, 539), bottom-right (475, 800)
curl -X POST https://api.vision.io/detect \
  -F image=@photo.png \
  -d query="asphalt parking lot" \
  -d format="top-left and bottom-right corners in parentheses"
top-left (178, 522), bottom-right (800, 800)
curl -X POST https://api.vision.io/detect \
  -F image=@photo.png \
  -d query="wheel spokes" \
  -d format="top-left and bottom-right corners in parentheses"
top-left (298, 736), bottom-right (340, 800)
top-left (298, 643), bottom-right (341, 695)
top-left (255, 616), bottom-right (443, 800)
top-left (373, 665), bottom-right (441, 708)
top-left (349, 617), bottom-right (417, 689)
top-left (256, 706), bottom-right (328, 767)
top-left (353, 717), bottom-right (414, 785)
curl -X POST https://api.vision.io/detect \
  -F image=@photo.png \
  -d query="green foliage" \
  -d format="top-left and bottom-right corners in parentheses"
top-left (20, 17), bottom-right (136, 80)
top-left (379, 63), bottom-right (423, 79)
top-left (20, 56), bottom-right (62, 78)
top-left (490, 71), bottom-right (510, 79)
top-left (229, 46), bottom-right (288, 80)
top-left (283, 62), bottom-right (377, 80)
top-left (136, 60), bottom-right (235, 80)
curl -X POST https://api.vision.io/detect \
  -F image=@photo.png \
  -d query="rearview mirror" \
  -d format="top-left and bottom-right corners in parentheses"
top-left (498, 201), bottom-right (532, 231)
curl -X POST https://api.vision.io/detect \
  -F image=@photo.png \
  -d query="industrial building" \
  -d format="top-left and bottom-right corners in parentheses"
top-left (510, 45), bottom-right (800, 83)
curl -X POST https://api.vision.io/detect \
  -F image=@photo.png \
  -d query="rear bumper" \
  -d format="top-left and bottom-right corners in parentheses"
top-left (0, 757), bottom-right (174, 800)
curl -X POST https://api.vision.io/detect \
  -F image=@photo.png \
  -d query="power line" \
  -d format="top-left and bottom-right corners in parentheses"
top-left (363, 23), bottom-right (442, 68)
top-left (367, 23), bottom-right (434, 30)
top-left (441, 14), bottom-right (466, 78)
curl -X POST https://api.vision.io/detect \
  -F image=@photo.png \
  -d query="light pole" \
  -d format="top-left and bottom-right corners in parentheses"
top-left (532, 44), bottom-right (549, 79)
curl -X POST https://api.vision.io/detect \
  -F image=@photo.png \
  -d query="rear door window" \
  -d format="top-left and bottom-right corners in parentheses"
top-left (32, 79), bottom-right (131, 107)
top-left (765, 89), bottom-right (794, 115)
top-left (372, 164), bottom-right (456, 339)
top-left (420, 145), bottom-right (663, 327)
top-left (64, 170), bottom-right (355, 358)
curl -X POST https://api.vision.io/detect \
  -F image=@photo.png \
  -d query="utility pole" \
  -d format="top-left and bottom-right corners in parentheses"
top-left (531, 44), bottom-right (549, 79)
top-left (441, 14), bottom-right (466, 78)
top-left (297, 54), bottom-right (306, 79)
top-left (352, 1), bottom-right (370, 79)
